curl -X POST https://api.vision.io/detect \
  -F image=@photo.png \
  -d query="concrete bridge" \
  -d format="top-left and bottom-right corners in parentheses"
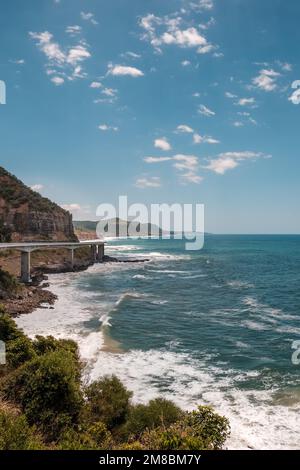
top-left (0, 240), bottom-right (105, 283)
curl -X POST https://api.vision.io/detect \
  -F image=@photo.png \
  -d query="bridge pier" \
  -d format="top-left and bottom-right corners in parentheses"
top-left (97, 244), bottom-right (104, 262)
top-left (90, 245), bottom-right (97, 263)
top-left (21, 251), bottom-right (31, 283)
top-left (69, 248), bottom-right (75, 269)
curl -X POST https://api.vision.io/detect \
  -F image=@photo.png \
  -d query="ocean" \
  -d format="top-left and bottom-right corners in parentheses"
top-left (16, 235), bottom-right (300, 449)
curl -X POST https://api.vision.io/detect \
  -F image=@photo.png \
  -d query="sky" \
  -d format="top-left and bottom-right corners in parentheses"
top-left (0, 0), bottom-right (300, 234)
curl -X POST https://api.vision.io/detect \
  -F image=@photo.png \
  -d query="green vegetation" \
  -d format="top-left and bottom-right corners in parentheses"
top-left (0, 269), bottom-right (21, 298)
top-left (0, 311), bottom-right (230, 450)
top-left (0, 166), bottom-right (64, 214)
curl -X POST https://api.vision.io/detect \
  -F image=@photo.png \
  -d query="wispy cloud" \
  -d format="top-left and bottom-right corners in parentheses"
top-left (98, 124), bottom-right (118, 131)
top-left (107, 63), bottom-right (144, 77)
top-left (176, 124), bottom-right (194, 133)
top-left (198, 104), bottom-right (215, 117)
top-left (145, 154), bottom-right (202, 184)
top-left (193, 133), bottom-right (219, 144)
top-left (29, 31), bottom-right (91, 83)
top-left (135, 176), bottom-right (161, 188)
top-left (236, 97), bottom-right (256, 107)
top-left (90, 81), bottom-right (102, 88)
top-left (154, 137), bottom-right (171, 151)
top-left (65, 25), bottom-right (82, 36)
top-left (252, 69), bottom-right (280, 92)
top-left (205, 151), bottom-right (270, 174)
top-left (30, 184), bottom-right (44, 192)
top-left (80, 11), bottom-right (98, 25)
top-left (139, 13), bottom-right (215, 55)
top-left (51, 76), bottom-right (64, 86)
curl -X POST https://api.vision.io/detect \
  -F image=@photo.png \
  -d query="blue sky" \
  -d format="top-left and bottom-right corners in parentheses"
top-left (0, 0), bottom-right (299, 233)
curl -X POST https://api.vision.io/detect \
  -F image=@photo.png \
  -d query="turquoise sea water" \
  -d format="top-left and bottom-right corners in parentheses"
top-left (17, 235), bottom-right (300, 449)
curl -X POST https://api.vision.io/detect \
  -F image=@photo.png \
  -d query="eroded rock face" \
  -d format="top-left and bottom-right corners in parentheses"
top-left (0, 166), bottom-right (78, 242)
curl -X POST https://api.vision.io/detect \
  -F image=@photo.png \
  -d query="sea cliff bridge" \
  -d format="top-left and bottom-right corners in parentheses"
top-left (0, 240), bottom-right (105, 283)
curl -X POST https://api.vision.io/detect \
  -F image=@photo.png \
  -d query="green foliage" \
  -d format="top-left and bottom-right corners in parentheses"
top-left (84, 375), bottom-right (133, 429)
top-left (0, 315), bottom-right (231, 450)
top-left (6, 336), bottom-right (36, 369)
top-left (120, 398), bottom-right (183, 440)
top-left (0, 312), bottom-right (25, 343)
top-left (0, 221), bottom-right (11, 243)
top-left (2, 349), bottom-right (83, 440)
top-left (0, 409), bottom-right (44, 450)
top-left (0, 269), bottom-right (20, 296)
top-left (139, 406), bottom-right (230, 450)
top-left (184, 405), bottom-right (230, 450)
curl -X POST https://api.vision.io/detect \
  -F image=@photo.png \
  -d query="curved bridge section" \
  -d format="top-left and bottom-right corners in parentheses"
top-left (0, 240), bottom-right (105, 283)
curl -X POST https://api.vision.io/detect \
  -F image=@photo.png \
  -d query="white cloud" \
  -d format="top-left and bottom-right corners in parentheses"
top-left (205, 151), bottom-right (269, 175)
top-left (80, 11), bottom-right (98, 25)
top-left (101, 87), bottom-right (118, 97)
top-left (144, 156), bottom-right (172, 163)
top-left (145, 154), bottom-right (202, 184)
top-left (90, 81), bottom-right (102, 88)
top-left (51, 76), bottom-right (64, 85)
top-left (107, 63), bottom-right (144, 77)
top-left (190, 0), bottom-right (214, 11)
top-left (29, 31), bottom-right (91, 83)
top-left (66, 25), bottom-right (82, 36)
top-left (154, 137), bottom-right (171, 151)
top-left (236, 97), bottom-right (256, 106)
top-left (98, 124), bottom-right (118, 131)
top-left (139, 13), bottom-right (216, 54)
top-left (198, 104), bottom-right (215, 117)
top-left (193, 133), bottom-right (219, 144)
top-left (30, 184), bottom-right (44, 192)
top-left (288, 80), bottom-right (300, 105)
top-left (11, 59), bottom-right (25, 65)
top-left (176, 124), bottom-right (194, 133)
top-left (233, 121), bottom-right (244, 127)
top-left (252, 69), bottom-right (280, 92)
top-left (61, 203), bottom-right (82, 212)
top-left (122, 51), bottom-right (141, 59)
top-left (181, 60), bottom-right (191, 66)
top-left (135, 176), bottom-right (161, 188)
top-left (225, 91), bottom-right (237, 98)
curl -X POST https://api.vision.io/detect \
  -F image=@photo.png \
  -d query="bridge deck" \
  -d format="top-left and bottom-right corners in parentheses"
top-left (0, 240), bottom-right (104, 251)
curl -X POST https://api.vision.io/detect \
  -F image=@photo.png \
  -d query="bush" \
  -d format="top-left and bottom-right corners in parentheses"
top-left (1, 349), bottom-right (83, 440)
top-left (0, 312), bottom-right (25, 343)
top-left (33, 335), bottom-right (80, 361)
top-left (120, 398), bottom-right (183, 440)
top-left (139, 406), bottom-right (230, 450)
top-left (84, 376), bottom-right (132, 429)
top-left (6, 336), bottom-right (36, 369)
top-left (0, 409), bottom-right (44, 450)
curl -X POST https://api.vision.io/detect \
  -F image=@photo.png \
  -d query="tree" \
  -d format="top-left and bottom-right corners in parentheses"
top-left (84, 376), bottom-right (132, 429)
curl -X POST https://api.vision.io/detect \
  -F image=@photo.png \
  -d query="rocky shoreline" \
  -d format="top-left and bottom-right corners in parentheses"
top-left (1, 255), bottom-right (150, 316)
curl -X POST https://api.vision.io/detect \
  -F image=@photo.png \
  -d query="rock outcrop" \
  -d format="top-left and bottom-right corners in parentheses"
top-left (0, 166), bottom-right (77, 242)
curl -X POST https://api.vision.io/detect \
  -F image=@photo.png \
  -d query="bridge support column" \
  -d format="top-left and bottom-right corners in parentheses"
top-left (21, 251), bottom-right (31, 283)
top-left (90, 245), bottom-right (97, 263)
top-left (97, 244), bottom-right (104, 262)
top-left (70, 248), bottom-right (74, 269)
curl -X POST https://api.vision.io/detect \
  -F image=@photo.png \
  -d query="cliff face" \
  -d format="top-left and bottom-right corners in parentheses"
top-left (0, 166), bottom-right (78, 242)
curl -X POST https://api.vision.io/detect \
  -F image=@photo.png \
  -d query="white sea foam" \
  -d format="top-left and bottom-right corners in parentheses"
top-left (14, 247), bottom-right (300, 450)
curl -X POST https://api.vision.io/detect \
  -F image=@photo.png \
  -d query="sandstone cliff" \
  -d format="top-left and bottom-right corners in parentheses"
top-left (0, 166), bottom-right (77, 242)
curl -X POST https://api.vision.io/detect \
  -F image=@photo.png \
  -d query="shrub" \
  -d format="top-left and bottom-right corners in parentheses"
top-left (1, 349), bottom-right (83, 440)
top-left (120, 398), bottom-right (183, 440)
top-left (84, 376), bottom-right (132, 429)
top-left (0, 312), bottom-right (25, 343)
top-left (6, 336), bottom-right (36, 369)
top-left (139, 406), bottom-right (230, 450)
top-left (0, 409), bottom-right (44, 450)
